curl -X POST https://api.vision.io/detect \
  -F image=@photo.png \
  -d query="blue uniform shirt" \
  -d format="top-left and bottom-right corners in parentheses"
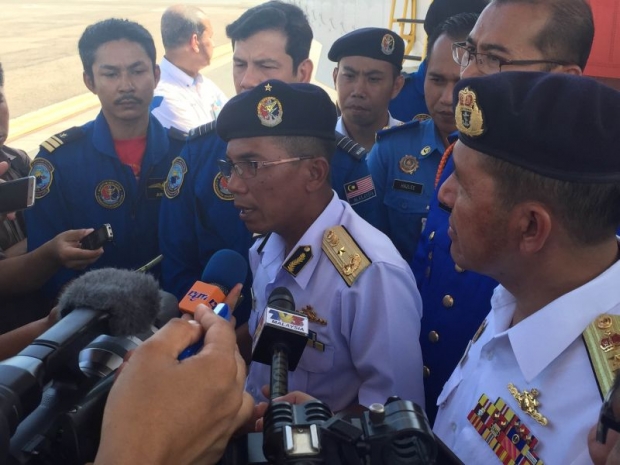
top-left (367, 118), bottom-right (444, 262)
top-left (388, 59), bottom-right (429, 122)
top-left (25, 112), bottom-right (183, 298)
top-left (159, 124), bottom-right (380, 325)
top-left (411, 155), bottom-right (498, 424)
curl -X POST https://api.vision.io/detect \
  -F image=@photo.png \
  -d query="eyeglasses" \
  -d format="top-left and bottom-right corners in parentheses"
top-left (597, 379), bottom-right (620, 444)
top-left (217, 156), bottom-right (315, 179)
top-left (451, 42), bottom-right (570, 75)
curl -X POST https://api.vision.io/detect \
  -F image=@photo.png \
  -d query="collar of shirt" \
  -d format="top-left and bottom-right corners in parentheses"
top-left (488, 258), bottom-right (620, 382)
top-left (335, 113), bottom-right (402, 138)
top-left (159, 57), bottom-right (203, 89)
top-left (257, 191), bottom-right (342, 290)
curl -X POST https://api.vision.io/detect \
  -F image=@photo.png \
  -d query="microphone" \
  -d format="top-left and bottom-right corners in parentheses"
top-left (0, 268), bottom-right (160, 448)
top-left (251, 287), bottom-right (309, 399)
top-left (179, 249), bottom-right (248, 314)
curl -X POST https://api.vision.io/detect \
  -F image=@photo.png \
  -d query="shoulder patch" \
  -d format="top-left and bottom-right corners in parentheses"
top-left (40, 127), bottom-right (84, 153)
top-left (335, 132), bottom-right (367, 162)
top-left (188, 121), bottom-right (216, 140)
top-left (164, 157), bottom-right (188, 199)
top-left (168, 126), bottom-right (188, 141)
top-left (30, 158), bottom-right (55, 199)
top-left (412, 113), bottom-right (431, 122)
top-left (375, 119), bottom-right (421, 141)
top-left (322, 225), bottom-right (371, 286)
top-left (583, 313), bottom-right (620, 399)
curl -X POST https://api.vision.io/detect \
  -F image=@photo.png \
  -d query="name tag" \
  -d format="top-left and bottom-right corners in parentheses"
top-left (393, 179), bottom-right (423, 194)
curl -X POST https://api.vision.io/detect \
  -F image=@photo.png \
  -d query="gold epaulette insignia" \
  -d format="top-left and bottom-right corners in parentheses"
top-left (322, 225), bottom-right (371, 287)
top-left (583, 313), bottom-right (620, 398)
top-left (40, 127), bottom-right (84, 153)
top-left (282, 246), bottom-right (313, 277)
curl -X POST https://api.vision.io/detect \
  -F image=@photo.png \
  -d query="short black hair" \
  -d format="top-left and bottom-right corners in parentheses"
top-left (426, 12), bottom-right (479, 63)
top-left (78, 18), bottom-right (157, 79)
top-left (424, 0), bottom-right (489, 35)
top-left (0, 62), bottom-right (4, 87)
top-left (226, 1), bottom-right (312, 71)
top-left (492, 0), bottom-right (594, 69)
top-left (161, 6), bottom-right (207, 49)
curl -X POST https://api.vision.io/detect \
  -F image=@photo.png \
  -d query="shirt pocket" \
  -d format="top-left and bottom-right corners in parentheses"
top-left (384, 179), bottom-right (429, 215)
top-left (297, 342), bottom-right (335, 374)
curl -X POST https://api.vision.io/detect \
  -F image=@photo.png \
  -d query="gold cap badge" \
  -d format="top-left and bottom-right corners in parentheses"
top-left (455, 87), bottom-right (485, 137)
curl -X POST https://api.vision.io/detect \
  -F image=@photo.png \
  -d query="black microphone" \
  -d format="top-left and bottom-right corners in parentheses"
top-left (251, 287), bottom-right (309, 399)
top-left (0, 268), bottom-right (160, 457)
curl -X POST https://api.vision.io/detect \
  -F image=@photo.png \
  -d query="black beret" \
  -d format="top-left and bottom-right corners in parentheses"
top-left (216, 80), bottom-right (337, 142)
top-left (453, 72), bottom-right (620, 183)
top-left (424, 0), bottom-right (489, 35)
top-left (328, 27), bottom-right (405, 70)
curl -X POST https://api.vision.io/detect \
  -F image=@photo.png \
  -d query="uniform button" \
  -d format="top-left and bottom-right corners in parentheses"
top-left (425, 266), bottom-right (431, 278)
top-left (428, 252), bottom-right (433, 260)
top-left (428, 331), bottom-right (439, 343)
top-left (442, 295), bottom-right (454, 308)
top-left (429, 231), bottom-right (435, 241)
top-left (423, 366), bottom-right (430, 378)
top-left (454, 264), bottom-right (465, 273)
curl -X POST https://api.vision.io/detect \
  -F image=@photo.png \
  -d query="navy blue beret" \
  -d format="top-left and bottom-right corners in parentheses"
top-left (216, 80), bottom-right (337, 142)
top-left (328, 27), bottom-right (405, 70)
top-left (453, 72), bottom-right (620, 183)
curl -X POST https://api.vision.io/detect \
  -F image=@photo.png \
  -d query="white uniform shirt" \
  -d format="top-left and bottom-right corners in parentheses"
top-left (433, 259), bottom-right (620, 465)
top-left (246, 193), bottom-right (424, 412)
top-left (151, 57), bottom-right (228, 132)
top-left (335, 113), bottom-right (402, 137)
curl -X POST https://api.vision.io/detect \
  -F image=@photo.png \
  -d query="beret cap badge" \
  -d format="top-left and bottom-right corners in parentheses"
top-left (256, 94), bottom-right (283, 128)
top-left (455, 87), bottom-right (485, 137)
top-left (381, 33), bottom-right (395, 55)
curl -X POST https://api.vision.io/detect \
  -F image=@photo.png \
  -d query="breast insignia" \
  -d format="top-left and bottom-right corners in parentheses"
top-left (322, 225), bottom-right (371, 286)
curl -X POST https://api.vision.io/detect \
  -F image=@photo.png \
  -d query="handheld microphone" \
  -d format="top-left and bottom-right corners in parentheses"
top-left (251, 287), bottom-right (309, 399)
top-left (0, 268), bottom-right (160, 449)
top-left (179, 249), bottom-right (248, 314)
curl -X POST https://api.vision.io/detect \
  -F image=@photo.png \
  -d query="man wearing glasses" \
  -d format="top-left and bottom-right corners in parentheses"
top-left (217, 80), bottom-right (424, 412)
top-left (413, 0), bottom-right (594, 425)
top-left (432, 71), bottom-right (620, 464)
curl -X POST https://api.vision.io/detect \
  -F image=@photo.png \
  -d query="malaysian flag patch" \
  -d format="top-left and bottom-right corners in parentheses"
top-left (344, 175), bottom-right (376, 205)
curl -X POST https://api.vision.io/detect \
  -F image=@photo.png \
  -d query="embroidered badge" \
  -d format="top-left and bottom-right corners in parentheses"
top-left (455, 86), bottom-right (485, 137)
top-left (213, 172), bottom-right (234, 201)
top-left (381, 33), bottom-right (395, 55)
top-left (507, 383), bottom-right (548, 426)
top-left (468, 394), bottom-right (543, 465)
top-left (282, 246), bottom-right (313, 276)
top-left (30, 159), bottom-right (54, 199)
top-left (300, 305), bottom-right (327, 326)
top-left (257, 96), bottom-right (283, 127)
top-left (95, 180), bottom-right (125, 209)
top-left (399, 155), bottom-right (419, 174)
top-left (164, 157), bottom-right (187, 199)
top-left (344, 175), bottom-right (376, 205)
top-left (413, 113), bottom-right (431, 122)
top-left (146, 178), bottom-right (165, 200)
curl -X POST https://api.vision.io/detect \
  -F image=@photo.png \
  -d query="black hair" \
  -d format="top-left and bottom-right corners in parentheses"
top-left (426, 12), bottom-right (479, 62)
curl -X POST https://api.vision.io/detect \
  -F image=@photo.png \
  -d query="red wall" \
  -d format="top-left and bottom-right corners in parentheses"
top-left (585, 0), bottom-right (620, 85)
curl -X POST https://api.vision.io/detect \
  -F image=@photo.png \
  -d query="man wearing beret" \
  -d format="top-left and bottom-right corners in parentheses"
top-left (159, 1), bottom-right (382, 324)
top-left (413, 0), bottom-right (594, 424)
top-left (328, 27), bottom-right (405, 152)
top-left (433, 71), bottom-right (620, 464)
top-left (217, 80), bottom-right (424, 412)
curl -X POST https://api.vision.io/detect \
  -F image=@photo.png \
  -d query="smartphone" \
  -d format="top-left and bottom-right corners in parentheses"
top-left (0, 176), bottom-right (36, 214)
top-left (81, 224), bottom-right (114, 250)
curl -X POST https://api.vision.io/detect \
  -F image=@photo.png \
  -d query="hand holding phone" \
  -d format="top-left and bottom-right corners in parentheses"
top-left (80, 224), bottom-right (114, 250)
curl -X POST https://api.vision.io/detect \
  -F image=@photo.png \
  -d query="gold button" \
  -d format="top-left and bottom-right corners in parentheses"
top-left (428, 252), bottom-right (433, 260)
top-left (429, 231), bottom-right (435, 241)
top-left (429, 331), bottom-right (439, 343)
top-left (423, 366), bottom-right (431, 378)
top-left (454, 264), bottom-right (465, 273)
top-left (442, 295), bottom-right (454, 308)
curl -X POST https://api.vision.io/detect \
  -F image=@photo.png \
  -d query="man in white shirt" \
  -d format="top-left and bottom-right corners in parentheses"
top-left (151, 4), bottom-right (227, 132)
top-left (433, 71), bottom-right (620, 464)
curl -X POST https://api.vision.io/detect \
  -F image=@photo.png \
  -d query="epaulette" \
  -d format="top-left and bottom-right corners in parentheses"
top-left (168, 126), bottom-right (188, 141)
top-left (583, 313), bottom-right (620, 399)
top-left (188, 121), bottom-right (216, 140)
top-left (375, 119), bottom-right (420, 141)
top-left (40, 127), bottom-right (85, 153)
top-left (322, 225), bottom-right (371, 287)
top-left (335, 132), bottom-right (367, 162)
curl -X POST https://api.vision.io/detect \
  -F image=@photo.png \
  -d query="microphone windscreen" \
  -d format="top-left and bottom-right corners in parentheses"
top-left (57, 268), bottom-right (160, 337)
top-left (200, 249), bottom-right (248, 291)
top-left (268, 287), bottom-right (295, 311)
